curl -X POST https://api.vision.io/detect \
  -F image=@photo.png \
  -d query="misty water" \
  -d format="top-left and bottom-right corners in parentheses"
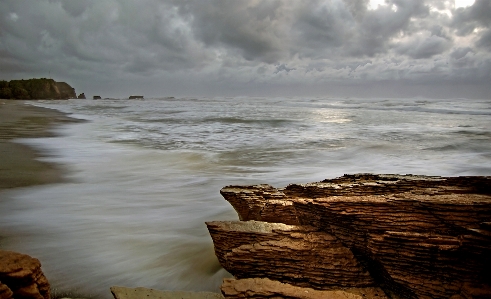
top-left (0, 97), bottom-right (490, 298)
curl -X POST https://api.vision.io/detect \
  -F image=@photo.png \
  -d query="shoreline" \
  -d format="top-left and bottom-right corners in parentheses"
top-left (0, 100), bottom-right (82, 191)
top-left (0, 100), bottom-right (95, 299)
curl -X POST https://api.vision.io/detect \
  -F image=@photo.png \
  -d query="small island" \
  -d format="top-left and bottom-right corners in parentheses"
top-left (0, 78), bottom-right (76, 100)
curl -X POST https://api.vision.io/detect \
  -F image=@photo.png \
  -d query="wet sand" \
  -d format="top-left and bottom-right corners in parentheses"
top-left (0, 100), bottom-right (81, 191)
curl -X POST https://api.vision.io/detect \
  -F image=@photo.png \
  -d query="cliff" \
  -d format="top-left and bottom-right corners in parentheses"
top-left (0, 78), bottom-right (76, 100)
top-left (207, 174), bottom-right (491, 299)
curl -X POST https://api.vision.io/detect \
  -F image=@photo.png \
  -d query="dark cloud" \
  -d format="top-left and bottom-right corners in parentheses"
top-left (291, 0), bottom-right (353, 57)
top-left (350, 0), bottom-right (430, 57)
top-left (274, 64), bottom-right (295, 74)
top-left (61, 1), bottom-right (93, 17)
top-left (451, 47), bottom-right (473, 60)
top-left (452, 0), bottom-right (491, 35)
top-left (0, 0), bottom-right (489, 98)
top-left (477, 29), bottom-right (491, 49)
top-left (395, 32), bottom-right (452, 59)
top-left (174, 0), bottom-right (289, 64)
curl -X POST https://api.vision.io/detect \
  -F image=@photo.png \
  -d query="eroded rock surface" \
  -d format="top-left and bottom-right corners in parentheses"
top-left (221, 278), bottom-right (388, 299)
top-left (210, 174), bottom-right (491, 299)
top-left (207, 221), bottom-right (374, 289)
top-left (110, 286), bottom-right (223, 299)
top-left (0, 250), bottom-right (50, 299)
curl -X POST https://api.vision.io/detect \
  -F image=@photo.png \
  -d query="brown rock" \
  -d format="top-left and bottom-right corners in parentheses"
top-left (220, 185), bottom-right (299, 225)
top-left (214, 174), bottom-right (491, 299)
top-left (221, 278), bottom-right (388, 299)
top-left (0, 282), bottom-right (13, 299)
top-left (0, 250), bottom-right (50, 299)
top-left (207, 221), bottom-right (374, 290)
top-left (110, 286), bottom-right (223, 299)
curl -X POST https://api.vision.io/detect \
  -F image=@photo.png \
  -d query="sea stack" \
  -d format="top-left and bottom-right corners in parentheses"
top-left (207, 174), bottom-right (491, 299)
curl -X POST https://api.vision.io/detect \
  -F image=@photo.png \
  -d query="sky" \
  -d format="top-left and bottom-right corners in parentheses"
top-left (0, 0), bottom-right (490, 99)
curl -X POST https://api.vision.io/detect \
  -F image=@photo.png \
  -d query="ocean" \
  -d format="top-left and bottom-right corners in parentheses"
top-left (1, 97), bottom-right (490, 297)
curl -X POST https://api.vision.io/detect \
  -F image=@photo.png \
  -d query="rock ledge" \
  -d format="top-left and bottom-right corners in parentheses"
top-left (207, 174), bottom-right (491, 299)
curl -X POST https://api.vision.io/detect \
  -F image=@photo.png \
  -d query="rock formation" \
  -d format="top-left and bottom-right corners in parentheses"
top-left (0, 282), bottom-right (14, 299)
top-left (93, 96), bottom-right (101, 100)
top-left (221, 278), bottom-right (387, 299)
top-left (207, 174), bottom-right (491, 299)
top-left (128, 95), bottom-right (143, 99)
top-left (77, 93), bottom-right (86, 99)
top-left (0, 78), bottom-right (76, 100)
top-left (55, 82), bottom-right (77, 99)
top-left (111, 286), bottom-right (223, 299)
top-left (0, 250), bottom-right (50, 299)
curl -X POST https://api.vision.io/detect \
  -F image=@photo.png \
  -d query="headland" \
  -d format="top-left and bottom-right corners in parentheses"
top-left (0, 78), bottom-right (76, 100)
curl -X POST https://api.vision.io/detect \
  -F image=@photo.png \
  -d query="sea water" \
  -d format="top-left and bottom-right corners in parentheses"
top-left (0, 97), bottom-right (490, 297)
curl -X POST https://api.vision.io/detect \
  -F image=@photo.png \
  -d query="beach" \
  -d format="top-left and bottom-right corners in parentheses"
top-left (0, 97), bottom-right (489, 298)
top-left (0, 100), bottom-right (80, 191)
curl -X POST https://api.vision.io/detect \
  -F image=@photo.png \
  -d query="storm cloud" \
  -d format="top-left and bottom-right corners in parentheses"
top-left (0, 0), bottom-right (489, 98)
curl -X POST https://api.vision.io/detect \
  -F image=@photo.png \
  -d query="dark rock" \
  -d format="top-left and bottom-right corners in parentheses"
top-left (0, 78), bottom-right (76, 99)
top-left (128, 95), bottom-right (143, 99)
top-left (77, 93), bottom-right (86, 99)
top-left (55, 82), bottom-right (76, 99)
top-left (93, 96), bottom-right (101, 100)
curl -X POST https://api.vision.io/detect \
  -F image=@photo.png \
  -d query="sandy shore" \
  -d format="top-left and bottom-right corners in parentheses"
top-left (0, 100), bottom-right (81, 191)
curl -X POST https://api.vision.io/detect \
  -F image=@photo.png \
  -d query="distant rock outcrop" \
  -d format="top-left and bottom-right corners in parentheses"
top-left (0, 78), bottom-right (76, 100)
top-left (0, 250), bottom-right (50, 299)
top-left (77, 93), bottom-right (86, 99)
top-left (207, 174), bottom-right (491, 299)
top-left (128, 95), bottom-right (143, 99)
top-left (93, 96), bottom-right (101, 100)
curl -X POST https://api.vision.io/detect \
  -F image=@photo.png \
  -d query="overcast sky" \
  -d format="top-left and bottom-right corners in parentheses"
top-left (1, 0), bottom-right (490, 98)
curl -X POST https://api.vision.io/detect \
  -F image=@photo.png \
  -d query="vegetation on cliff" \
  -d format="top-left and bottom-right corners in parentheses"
top-left (0, 78), bottom-right (76, 100)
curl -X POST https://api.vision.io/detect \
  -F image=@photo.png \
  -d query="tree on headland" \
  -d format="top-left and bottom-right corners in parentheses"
top-left (0, 81), bottom-right (13, 99)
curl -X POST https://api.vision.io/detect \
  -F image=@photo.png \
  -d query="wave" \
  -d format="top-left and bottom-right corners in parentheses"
top-left (202, 116), bottom-right (294, 126)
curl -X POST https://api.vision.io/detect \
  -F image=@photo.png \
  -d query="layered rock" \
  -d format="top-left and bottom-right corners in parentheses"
top-left (209, 174), bottom-right (491, 299)
top-left (221, 278), bottom-right (388, 299)
top-left (207, 221), bottom-right (374, 290)
top-left (0, 250), bottom-right (50, 299)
